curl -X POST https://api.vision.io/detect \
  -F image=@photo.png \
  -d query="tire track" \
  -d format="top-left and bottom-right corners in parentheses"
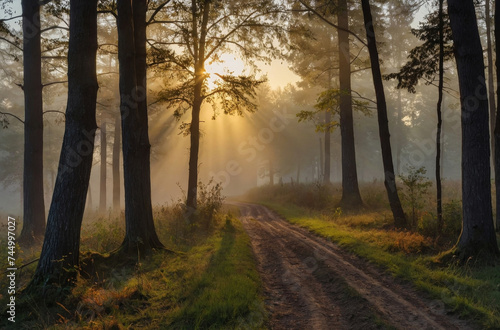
top-left (234, 202), bottom-right (476, 330)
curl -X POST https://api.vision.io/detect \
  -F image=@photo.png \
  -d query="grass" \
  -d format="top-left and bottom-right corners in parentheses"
top-left (0, 206), bottom-right (264, 329)
top-left (168, 218), bottom-right (265, 329)
top-left (244, 183), bottom-right (500, 329)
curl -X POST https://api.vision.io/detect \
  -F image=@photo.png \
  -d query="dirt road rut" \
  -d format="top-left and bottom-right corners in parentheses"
top-left (236, 202), bottom-right (475, 330)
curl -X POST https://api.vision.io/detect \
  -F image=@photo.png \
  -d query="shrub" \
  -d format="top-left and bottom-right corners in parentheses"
top-left (417, 211), bottom-right (438, 237)
top-left (442, 200), bottom-right (462, 238)
top-left (80, 217), bottom-right (124, 253)
top-left (399, 166), bottom-right (432, 230)
top-left (156, 179), bottom-right (226, 246)
top-left (197, 179), bottom-right (225, 230)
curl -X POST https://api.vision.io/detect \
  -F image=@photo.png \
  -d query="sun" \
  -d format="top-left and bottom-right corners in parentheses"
top-left (204, 54), bottom-right (246, 90)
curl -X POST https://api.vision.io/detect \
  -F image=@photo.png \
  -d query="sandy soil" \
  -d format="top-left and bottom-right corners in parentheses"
top-left (235, 202), bottom-right (477, 330)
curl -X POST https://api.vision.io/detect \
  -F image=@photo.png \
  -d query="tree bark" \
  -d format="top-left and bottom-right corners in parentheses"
top-left (324, 113), bottom-right (331, 184)
top-left (19, 0), bottom-right (46, 245)
top-left (486, 0), bottom-right (496, 168)
top-left (448, 0), bottom-right (499, 259)
top-left (112, 112), bottom-right (121, 212)
top-left (117, 0), bottom-right (163, 253)
top-left (324, 71), bottom-right (332, 184)
top-left (99, 121), bottom-right (107, 213)
top-left (338, 0), bottom-right (363, 209)
top-left (29, 0), bottom-right (98, 288)
top-left (361, 0), bottom-right (407, 228)
top-left (319, 137), bottom-right (324, 181)
top-left (187, 80), bottom-right (202, 211)
top-left (436, 0), bottom-right (444, 234)
top-left (493, 0), bottom-right (500, 232)
top-left (186, 0), bottom-right (211, 212)
top-left (87, 184), bottom-right (93, 211)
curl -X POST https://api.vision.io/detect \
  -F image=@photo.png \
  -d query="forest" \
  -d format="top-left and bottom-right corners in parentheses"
top-left (0, 0), bottom-right (499, 328)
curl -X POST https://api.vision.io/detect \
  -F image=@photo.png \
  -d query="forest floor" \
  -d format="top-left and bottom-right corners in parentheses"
top-left (0, 207), bottom-right (265, 329)
top-left (234, 202), bottom-right (479, 330)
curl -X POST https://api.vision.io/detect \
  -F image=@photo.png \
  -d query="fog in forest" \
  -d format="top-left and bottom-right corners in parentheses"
top-left (0, 2), bottom-right (462, 216)
top-left (4, 0), bottom-right (500, 328)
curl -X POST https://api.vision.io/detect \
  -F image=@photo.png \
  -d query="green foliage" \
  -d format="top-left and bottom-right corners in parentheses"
top-left (416, 199), bottom-right (462, 241)
top-left (442, 200), bottom-right (462, 237)
top-left (297, 88), bottom-right (370, 132)
top-left (384, 8), bottom-right (454, 93)
top-left (399, 166), bottom-right (433, 229)
top-left (150, 0), bottom-right (286, 134)
top-left (80, 216), bottom-right (124, 253)
top-left (208, 74), bottom-right (266, 118)
top-left (417, 211), bottom-right (439, 237)
top-left (156, 72), bottom-right (266, 131)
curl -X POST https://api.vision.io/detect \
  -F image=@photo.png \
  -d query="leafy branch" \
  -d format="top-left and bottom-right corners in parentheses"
top-left (297, 88), bottom-right (370, 132)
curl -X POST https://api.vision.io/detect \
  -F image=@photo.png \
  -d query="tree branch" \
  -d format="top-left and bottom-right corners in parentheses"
top-left (97, 71), bottom-right (119, 76)
top-left (0, 15), bottom-right (22, 23)
top-left (43, 80), bottom-right (68, 88)
top-left (41, 25), bottom-right (70, 33)
top-left (351, 90), bottom-right (376, 104)
top-left (0, 36), bottom-right (22, 51)
top-left (298, 0), bottom-right (367, 47)
top-left (350, 45), bottom-right (366, 65)
top-left (42, 55), bottom-right (67, 60)
top-left (43, 110), bottom-right (66, 117)
top-left (204, 9), bottom-right (260, 61)
top-left (147, 0), bottom-right (172, 25)
top-left (97, 10), bottom-right (117, 19)
top-left (0, 111), bottom-right (24, 124)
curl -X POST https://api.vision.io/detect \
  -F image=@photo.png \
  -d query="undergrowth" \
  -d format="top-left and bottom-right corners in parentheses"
top-left (0, 188), bottom-right (263, 329)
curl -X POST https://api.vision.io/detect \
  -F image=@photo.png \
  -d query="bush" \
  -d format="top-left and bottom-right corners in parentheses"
top-left (399, 166), bottom-right (432, 230)
top-left (156, 179), bottom-right (226, 246)
top-left (197, 179), bottom-right (225, 230)
top-left (417, 212), bottom-right (438, 238)
top-left (80, 217), bottom-right (124, 253)
top-left (442, 200), bottom-right (462, 238)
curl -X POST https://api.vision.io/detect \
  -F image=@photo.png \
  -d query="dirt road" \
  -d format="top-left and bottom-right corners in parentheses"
top-left (235, 202), bottom-right (476, 330)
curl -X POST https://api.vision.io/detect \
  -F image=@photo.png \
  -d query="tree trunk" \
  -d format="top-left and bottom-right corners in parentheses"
top-left (324, 71), bottom-right (332, 184)
top-left (448, 0), bottom-right (499, 260)
top-left (338, 0), bottom-right (363, 209)
top-left (99, 121), bottom-right (107, 213)
top-left (117, 0), bottom-right (163, 254)
top-left (324, 113), bottom-right (331, 184)
top-left (187, 80), bottom-right (202, 211)
top-left (396, 88), bottom-right (402, 176)
top-left (87, 184), bottom-right (93, 211)
top-left (19, 0), bottom-right (46, 246)
top-left (186, 0), bottom-right (211, 212)
top-left (394, 12), bottom-right (403, 177)
top-left (495, 0), bottom-right (500, 232)
top-left (319, 137), bottom-right (324, 181)
top-left (436, 0), bottom-right (444, 235)
top-left (361, 0), bottom-right (407, 228)
top-left (269, 158), bottom-right (274, 185)
top-left (29, 0), bottom-right (98, 288)
top-left (296, 162), bottom-right (301, 184)
top-left (486, 0), bottom-right (496, 169)
top-left (112, 112), bottom-right (121, 212)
